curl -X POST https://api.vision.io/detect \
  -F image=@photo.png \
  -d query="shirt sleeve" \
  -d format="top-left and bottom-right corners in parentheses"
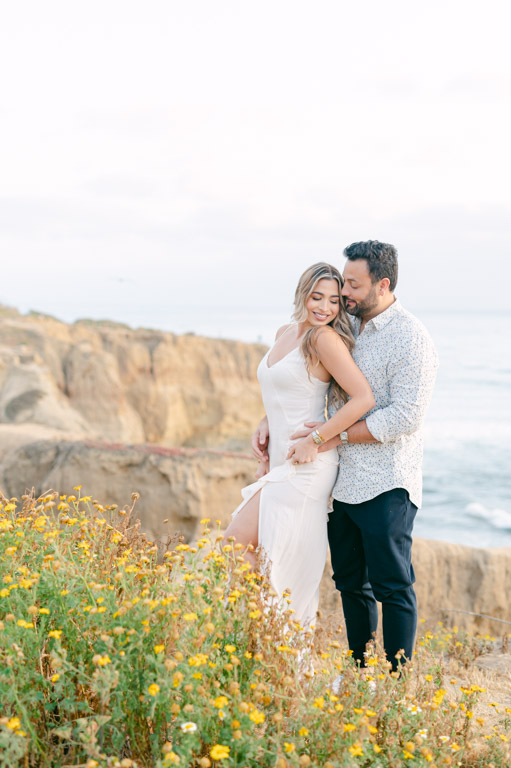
top-left (365, 328), bottom-right (438, 443)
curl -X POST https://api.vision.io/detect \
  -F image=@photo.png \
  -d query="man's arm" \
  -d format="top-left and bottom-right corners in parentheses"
top-left (364, 330), bottom-right (438, 443)
top-left (293, 327), bottom-right (438, 448)
top-left (293, 419), bottom-right (379, 451)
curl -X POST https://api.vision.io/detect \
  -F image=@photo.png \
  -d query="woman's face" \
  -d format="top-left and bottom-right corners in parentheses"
top-left (304, 278), bottom-right (340, 327)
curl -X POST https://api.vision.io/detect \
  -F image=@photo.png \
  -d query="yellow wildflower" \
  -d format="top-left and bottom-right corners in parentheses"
top-left (154, 645), bottom-right (165, 654)
top-left (210, 744), bottom-right (230, 760)
top-left (249, 709), bottom-right (265, 724)
top-left (148, 684), bottom-right (160, 696)
top-left (284, 743), bottom-right (295, 753)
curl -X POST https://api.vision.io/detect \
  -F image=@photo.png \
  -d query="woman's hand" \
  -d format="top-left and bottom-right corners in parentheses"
top-left (251, 415), bottom-right (269, 460)
top-left (287, 434), bottom-right (318, 465)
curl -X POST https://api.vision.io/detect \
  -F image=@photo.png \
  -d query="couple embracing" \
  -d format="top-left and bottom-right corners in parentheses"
top-left (225, 240), bottom-right (438, 671)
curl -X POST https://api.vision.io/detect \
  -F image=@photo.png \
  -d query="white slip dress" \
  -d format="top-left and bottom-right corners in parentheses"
top-left (232, 340), bottom-right (339, 629)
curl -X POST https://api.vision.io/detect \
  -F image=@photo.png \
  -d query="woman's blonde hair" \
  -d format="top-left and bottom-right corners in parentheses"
top-left (292, 262), bottom-right (355, 405)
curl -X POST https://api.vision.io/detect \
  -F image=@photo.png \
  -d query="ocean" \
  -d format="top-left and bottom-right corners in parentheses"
top-left (417, 311), bottom-right (511, 548)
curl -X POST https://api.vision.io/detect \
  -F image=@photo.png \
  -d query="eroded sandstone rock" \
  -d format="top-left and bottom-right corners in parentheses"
top-left (0, 438), bottom-right (255, 543)
top-left (0, 309), bottom-right (266, 449)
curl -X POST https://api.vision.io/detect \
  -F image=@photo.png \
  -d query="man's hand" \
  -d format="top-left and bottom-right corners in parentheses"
top-left (254, 457), bottom-right (269, 479)
top-left (251, 415), bottom-right (269, 460)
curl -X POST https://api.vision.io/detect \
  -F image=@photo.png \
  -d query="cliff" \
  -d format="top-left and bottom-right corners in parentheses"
top-left (0, 438), bottom-right (255, 543)
top-left (0, 306), bottom-right (266, 450)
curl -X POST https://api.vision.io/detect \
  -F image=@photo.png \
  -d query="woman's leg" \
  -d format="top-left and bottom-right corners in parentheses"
top-left (224, 490), bottom-right (261, 567)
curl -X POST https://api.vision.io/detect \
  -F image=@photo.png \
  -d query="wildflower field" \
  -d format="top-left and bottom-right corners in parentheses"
top-left (0, 490), bottom-right (510, 767)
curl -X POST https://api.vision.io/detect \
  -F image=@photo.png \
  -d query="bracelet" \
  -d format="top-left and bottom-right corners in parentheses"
top-left (311, 429), bottom-right (326, 446)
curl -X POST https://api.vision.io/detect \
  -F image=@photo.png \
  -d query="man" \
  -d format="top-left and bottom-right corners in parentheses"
top-left (296, 240), bottom-right (438, 670)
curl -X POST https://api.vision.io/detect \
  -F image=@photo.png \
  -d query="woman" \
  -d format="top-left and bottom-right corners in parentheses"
top-left (225, 263), bottom-right (374, 629)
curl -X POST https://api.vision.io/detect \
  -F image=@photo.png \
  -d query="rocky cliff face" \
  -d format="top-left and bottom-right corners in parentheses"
top-left (0, 438), bottom-right (255, 543)
top-left (0, 306), bottom-right (266, 450)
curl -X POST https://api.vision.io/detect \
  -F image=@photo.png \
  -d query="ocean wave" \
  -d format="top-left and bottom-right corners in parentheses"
top-left (465, 502), bottom-right (511, 530)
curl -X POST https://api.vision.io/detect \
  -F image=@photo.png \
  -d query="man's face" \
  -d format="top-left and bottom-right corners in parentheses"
top-left (341, 259), bottom-right (379, 318)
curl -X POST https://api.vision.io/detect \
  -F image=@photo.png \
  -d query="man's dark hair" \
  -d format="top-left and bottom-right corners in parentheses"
top-left (343, 240), bottom-right (398, 292)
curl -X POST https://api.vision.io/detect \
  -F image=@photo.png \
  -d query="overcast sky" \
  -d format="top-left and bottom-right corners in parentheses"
top-left (1, 0), bottom-right (510, 342)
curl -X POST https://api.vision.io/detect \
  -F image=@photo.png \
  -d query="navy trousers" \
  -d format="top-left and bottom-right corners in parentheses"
top-left (328, 488), bottom-right (418, 671)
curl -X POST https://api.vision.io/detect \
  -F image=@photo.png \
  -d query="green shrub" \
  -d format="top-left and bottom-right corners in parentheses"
top-left (0, 490), bottom-right (509, 767)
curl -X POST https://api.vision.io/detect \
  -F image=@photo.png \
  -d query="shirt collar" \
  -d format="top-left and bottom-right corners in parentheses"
top-left (355, 298), bottom-right (402, 333)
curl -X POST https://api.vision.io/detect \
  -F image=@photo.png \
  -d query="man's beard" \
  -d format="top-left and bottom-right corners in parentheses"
top-left (344, 287), bottom-right (379, 318)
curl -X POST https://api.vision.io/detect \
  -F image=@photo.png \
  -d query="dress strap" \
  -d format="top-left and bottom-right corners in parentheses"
top-left (275, 322), bottom-right (297, 342)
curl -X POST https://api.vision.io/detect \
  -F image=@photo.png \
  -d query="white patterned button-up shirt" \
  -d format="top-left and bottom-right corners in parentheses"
top-left (329, 299), bottom-right (438, 508)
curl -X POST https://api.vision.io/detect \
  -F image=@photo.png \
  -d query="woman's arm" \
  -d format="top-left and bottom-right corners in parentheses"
top-left (287, 328), bottom-right (375, 463)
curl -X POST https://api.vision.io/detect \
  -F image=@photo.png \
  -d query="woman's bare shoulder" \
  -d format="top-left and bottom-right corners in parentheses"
top-left (275, 323), bottom-right (294, 341)
top-left (314, 326), bottom-right (350, 353)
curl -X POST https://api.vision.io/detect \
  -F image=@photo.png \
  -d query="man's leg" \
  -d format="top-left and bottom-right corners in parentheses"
top-left (328, 500), bottom-right (378, 666)
top-left (356, 488), bottom-right (418, 670)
